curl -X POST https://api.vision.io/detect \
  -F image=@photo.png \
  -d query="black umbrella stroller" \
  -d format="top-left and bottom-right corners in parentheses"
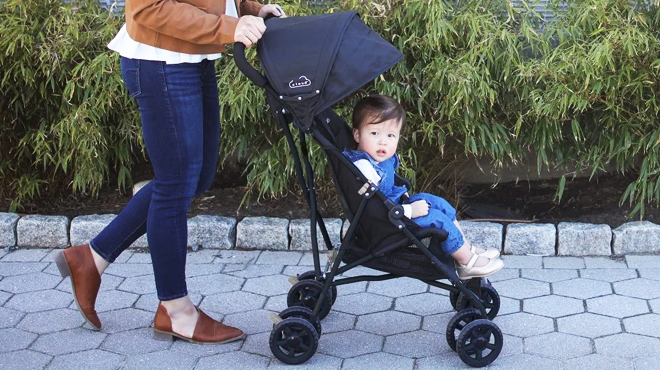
top-left (234, 11), bottom-right (504, 367)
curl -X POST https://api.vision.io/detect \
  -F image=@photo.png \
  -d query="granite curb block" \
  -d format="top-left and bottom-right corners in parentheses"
top-left (1, 212), bottom-right (660, 256)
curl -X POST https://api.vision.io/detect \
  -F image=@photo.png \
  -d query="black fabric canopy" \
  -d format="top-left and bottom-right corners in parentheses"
top-left (257, 11), bottom-right (403, 130)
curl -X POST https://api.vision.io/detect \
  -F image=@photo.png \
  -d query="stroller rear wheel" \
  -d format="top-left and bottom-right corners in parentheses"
top-left (296, 270), bottom-right (338, 305)
top-left (455, 281), bottom-right (500, 320)
top-left (278, 306), bottom-right (322, 335)
top-left (456, 319), bottom-right (503, 367)
top-left (287, 280), bottom-right (333, 320)
top-left (446, 308), bottom-right (482, 351)
top-left (270, 317), bottom-right (319, 365)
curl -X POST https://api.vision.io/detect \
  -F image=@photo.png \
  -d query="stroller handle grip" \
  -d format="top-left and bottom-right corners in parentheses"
top-left (233, 42), bottom-right (269, 87)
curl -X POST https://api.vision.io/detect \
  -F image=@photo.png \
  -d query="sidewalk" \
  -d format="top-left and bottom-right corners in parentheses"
top-left (0, 248), bottom-right (658, 369)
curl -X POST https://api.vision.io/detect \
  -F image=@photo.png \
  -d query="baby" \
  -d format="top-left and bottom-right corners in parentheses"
top-left (343, 95), bottom-right (504, 279)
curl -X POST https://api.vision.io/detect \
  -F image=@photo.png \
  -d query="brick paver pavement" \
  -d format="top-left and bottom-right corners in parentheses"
top-left (1, 249), bottom-right (659, 369)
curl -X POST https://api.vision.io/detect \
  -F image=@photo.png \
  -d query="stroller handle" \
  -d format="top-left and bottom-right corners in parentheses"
top-left (233, 42), bottom-right (269, 87)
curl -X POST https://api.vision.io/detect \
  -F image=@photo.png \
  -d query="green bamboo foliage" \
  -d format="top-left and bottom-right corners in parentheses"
top-left (1, 0), bottom-right (660, 217)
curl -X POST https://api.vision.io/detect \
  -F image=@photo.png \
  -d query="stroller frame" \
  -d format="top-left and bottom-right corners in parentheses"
top-left (234, 33), bottom-right (503, 367)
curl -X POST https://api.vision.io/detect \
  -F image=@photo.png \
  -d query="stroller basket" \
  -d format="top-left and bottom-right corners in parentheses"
top-left (234, 11), bottom-right (504, 367)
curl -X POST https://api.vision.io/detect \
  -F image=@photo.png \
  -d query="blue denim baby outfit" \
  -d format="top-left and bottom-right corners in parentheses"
top-left (343, 150), bottom-right (464, 254)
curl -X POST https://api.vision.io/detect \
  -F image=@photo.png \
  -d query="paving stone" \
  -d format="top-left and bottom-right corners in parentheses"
top-left (635, 356), bottom-right (660, 370)
top-left (0, 291), bottom-right (11, 305)
top-left (494, 278), bottom-right (550, 299)
top-left (595, 333), bottom-right (660, 358)
top-left (196, 351), bottom-right (269, 370)
top-left (296, 252), bottom-right (316, 266)
top-left (0, 262), bottom-right (48, 276)
top-left (200, 291), bottom-right (266, 314)
top-left (241, 331), bottom-right (272, 358)
top-left (214, 250), bottom-right (260, 264)
top-left (0, 350), bottom-right (51, 370)
top-left (264, 294), bottom-right (287, 312)
top-left (184, 249), bottom-right (218, 264)
top-left (104, 263), bottom-right (153, 277)
top-left (255, 251), bottom-right (303, 265)
top-left (69, 215), bottom-right (115, 246)
top-left (223, 309), bottom-right (273, 334)
top-left (367, 277), bottom-right (428, 298)
top-left (487, 353), bottom-right (562, 370)
top-left (134, 293), bottom-right (202, 312)
top-left (95, 290), bottom-right (139, 312)
top-left (552, 278), bottom-right (612, 299)
top-left (0, 328), bottom-right (37, 353)
top-left (336, 280), bottom-right (368, 296)
top-left (557, 222), bottom-right (612, 256)
top-left (488, 268), bottom-right (520, 282)
top-left (0, 272), bottom-right (61, 294)
top-left (639, 269), bottom-right (660, 281)
top-left (625, 255), bottom-right (660, 268)
top-left (243, 275), bottom-right (291, 296)
top-left (383, 330), bottom-right (449, 358)
top-left (524, 295), bottom-right (584, 318)
top-left (498, 296), bottom-right (521, 316)
top-left (543, 256), bottom-right (585, 269)
top-left (651, 298), bottom-right (660, 313)
top-left (319, 330), bottom-right (384, 358)
top-left (118, 275), bottom-right (157, 295)
top-left (332, 292), bottom-right (393, 315)
top-left (226, 264), bottom-right (282, 278)
top-left (98, 308), bottom-right (154, 333)
top-left (580, 268), bottom-right (638, 282)
top-left (612, 222), bottom-right (660, 254)
top-left (564, 354), bottom-right (633, 370)
top-left (500, 255), bottom-right (543, 269)
top-left (343, 352), bottom-right (414, 370)
top-left (321, 311), bottom-right (356, 334)
top-left (126, 252), bottom-right (152, 263)
top-left (1, 249), bottom-right (50, 262)
top-left (236, 217), bottom-right (289, 250)
top-left (623, 314), bottom-right (660, 338)
top-left (269, 355), bottom-right (343, 370)
top-left (557, 313), bottom-right (622, 338)
top-left (613, 278), bottom-right (660, 299)
top-left (0, 213), bottom-right (19, 248)
top-left (187, 215), bottom-right (236, 250)
top-left (457, 221), bottom-right (503, 252)
top-left (101, 328), bottom-right (171, 355)
top-left (183, 263), bottom-right (226, 279)
top-left (5, 290), bottom-right (72, 313)
top-left (521, 268), bottom-right (578, 282)
top-left (394, 293), bottom-right (453, 316)
top-left (289, 218), bottom-right (342, 251)
top-left (500, 334), bottom-right (523, 357)
top-left (493, 312), bottom-right (555, 337)
top-left (170, 336), bottom-right (241, 358)
top-left (356, 311), bottom-right (420, 336)
top-left (584, 257), bottom-right (628, 269)
top-left (46, 349), bottom-right (124, 370)
top-left (187, 273), bottom-right (244, 296)
top-left (504, 223), bottom-right (556, 255)
top-left (17, 216), bottom-right (69, 248)
top-left (122, 349), bottom-right (199, 370)
top-left (17, 308), bottom-right (83, 334)
top-left (587, 294), bottom-right (649, 318)
top-left (416, 353), bottom-right (478, 369)
top-left (0, 307), bottom-right (25, 328)
top-left (421, 312), bottom-right (455, 334)
top-left (32, 328), bottom-right (106, 355)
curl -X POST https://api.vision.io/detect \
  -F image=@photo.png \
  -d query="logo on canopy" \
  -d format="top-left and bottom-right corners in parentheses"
top-left (289, 76), bottom-right (312, 89)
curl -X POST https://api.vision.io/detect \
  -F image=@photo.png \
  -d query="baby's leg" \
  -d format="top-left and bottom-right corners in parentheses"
top-left (409, 193), bottom-right (456, 220)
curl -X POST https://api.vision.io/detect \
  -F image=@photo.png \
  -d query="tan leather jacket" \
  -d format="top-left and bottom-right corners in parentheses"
top-left (125, 0), bottom-right (264, 54)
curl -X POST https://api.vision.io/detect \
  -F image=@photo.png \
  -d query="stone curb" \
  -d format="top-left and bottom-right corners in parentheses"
top-left (1, 212), bottom-right (659, 256)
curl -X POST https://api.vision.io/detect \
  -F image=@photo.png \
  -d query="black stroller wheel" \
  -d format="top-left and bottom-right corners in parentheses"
top-left (296, 270), bottom-right (338, 305)
top-left (456, 282), bottom-right (500, 320)
top-left (449, 291), bottom-right (460, 310)
top-left (287, 279), bottom-right (333, 320)
top-left (278, 306), bottom-right (322, 335)
top-left (269, 317), bottom-right (319, 365)
top-left (456, 319), bottom-right (503, 367)
top-left (446, 308), bottom-right (482, 352)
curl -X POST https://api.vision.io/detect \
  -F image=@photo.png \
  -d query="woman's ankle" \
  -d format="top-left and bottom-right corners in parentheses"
top-left (89, 247), bottom-right (109, 276)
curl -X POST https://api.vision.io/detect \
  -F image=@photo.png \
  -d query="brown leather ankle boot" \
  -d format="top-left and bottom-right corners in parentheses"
top-left (55, 244), bottom-right (102, 329)
top-left (153, 303), bottom-right (245, 344)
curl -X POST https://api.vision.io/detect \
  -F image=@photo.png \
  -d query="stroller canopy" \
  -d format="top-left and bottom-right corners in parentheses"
top-left (257, 11), bottom-right (403, 130)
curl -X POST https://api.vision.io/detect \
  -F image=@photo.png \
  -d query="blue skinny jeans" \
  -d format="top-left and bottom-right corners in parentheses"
top-left (90, 57), bottom-right (220, 301)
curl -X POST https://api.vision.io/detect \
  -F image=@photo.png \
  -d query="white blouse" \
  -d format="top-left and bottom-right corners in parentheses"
top-left (107, 0), bottom-right (239, 64)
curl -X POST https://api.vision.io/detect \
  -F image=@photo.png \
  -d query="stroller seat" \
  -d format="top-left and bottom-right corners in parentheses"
top-left (234, 10), bottom-right (504, 368)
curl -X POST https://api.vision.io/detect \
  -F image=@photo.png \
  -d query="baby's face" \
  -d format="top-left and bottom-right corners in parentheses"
top-left (353, 118), bottom-right (402, 163)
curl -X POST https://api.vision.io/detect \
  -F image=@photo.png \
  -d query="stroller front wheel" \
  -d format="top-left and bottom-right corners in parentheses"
top-left (287, 280), bottom-right (333, 320)
top-left (456, 319), bottom-right (503, 367)
top-left (270, 317), bottom-right (319, 365)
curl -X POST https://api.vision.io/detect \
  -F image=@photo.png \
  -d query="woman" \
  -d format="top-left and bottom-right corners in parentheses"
top-left (55, 0), bottom-right (285, 344)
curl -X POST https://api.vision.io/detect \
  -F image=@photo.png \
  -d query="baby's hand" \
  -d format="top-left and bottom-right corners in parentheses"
top-left (411, 200), bottom-right (429, 218)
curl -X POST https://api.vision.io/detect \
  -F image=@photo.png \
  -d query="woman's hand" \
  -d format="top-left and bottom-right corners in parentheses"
top-left (411, 200), bottom-right (429, 219)
top-left (234, 15), bottom-right (266, 47)
top-left (258, 4), bottom-right (287, 18)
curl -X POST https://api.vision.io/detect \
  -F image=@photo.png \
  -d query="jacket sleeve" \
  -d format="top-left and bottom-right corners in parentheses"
top-left (128, 0), bottom-right (241, 46)
top-left (240, 0), bottom-right (264, 16)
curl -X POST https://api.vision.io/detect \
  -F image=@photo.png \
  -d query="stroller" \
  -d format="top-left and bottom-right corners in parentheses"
top-left (234, 11), bottom-right (503, 367)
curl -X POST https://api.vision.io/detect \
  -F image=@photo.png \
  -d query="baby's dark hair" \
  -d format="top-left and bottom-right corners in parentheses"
top-left (351, 95), bottom-right (406, 130)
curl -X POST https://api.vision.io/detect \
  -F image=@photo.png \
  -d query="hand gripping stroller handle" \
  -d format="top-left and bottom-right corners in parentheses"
top-left (233, 42), bottom-right (269, 87)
